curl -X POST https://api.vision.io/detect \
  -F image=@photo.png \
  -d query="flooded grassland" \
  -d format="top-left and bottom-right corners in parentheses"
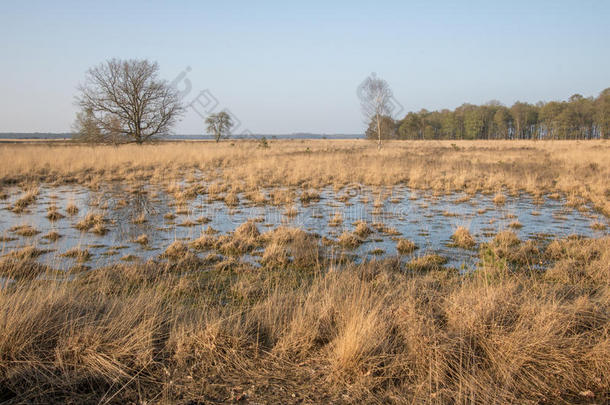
top-left (0, 140), bottom-right (608, 403)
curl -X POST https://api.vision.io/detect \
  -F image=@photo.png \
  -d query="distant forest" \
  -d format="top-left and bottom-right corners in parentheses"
top-left (367, 88), bottom-right (610, 140)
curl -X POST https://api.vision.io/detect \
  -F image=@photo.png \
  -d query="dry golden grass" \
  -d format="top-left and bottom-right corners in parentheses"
top-left (75, 212), bottom-right (107, 233)
top-left (0, 235), bottom-right (606, 403)
top-left (131, 212), bottom-right (147, 224)
top-left (396, 238), bottom-right (417, 254)
top-left (8, 187), bottom-right (38, 213)
top-left (353, 221), bottom-right (372, 238)
top-left (300, 189), bottom-right (321, 204)
top-left (329, 211), bottom-right (344, 227)
top-left (1, 140), bottom-right (608, 214)
top-left (0, 139), bottom-right (609, 402)
top-left (405, 253), bottom-right (449, 272)
top-left (45, 205), bottom-right (65, 221)
top-left (9, 225), bottom-right (39, 237)
top-left (0, 257), bottom-right (51, 280)
top-left (283, 205), bottom-right (299, 218)
top-left (3, 246), bottom-right (48, 261)
top-left (161, 240), bottom-right (189, 259)
top-left (42, 231), bottom-right (62, 241)
top-left (338, 231), bottom-right (363, 248)
top-left (591, 221), bottom-right (607, 231)
top-left (493, 192), bottom-right (507, 205)
top-left (509, 220), bottom-right (524, 229)
top-left (133, 234), bottom-right (149, 245)
top-left (450, 226), bottom-right (477, 249)
top-left (61, 248), bottom-right (91, 263)
top-left (65, 203), bottom-right (79, 215)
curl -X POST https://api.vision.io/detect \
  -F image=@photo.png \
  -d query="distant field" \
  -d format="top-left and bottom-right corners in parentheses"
top-left (1, 139), bottom-right (608, 213)
top-left (0, 139), bottom-right (608, 403)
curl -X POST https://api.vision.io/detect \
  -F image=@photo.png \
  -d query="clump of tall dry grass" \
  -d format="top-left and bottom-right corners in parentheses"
top-left (46, 205), bottom-right (64, 221)
top-left (9, 225), bottom-right (39, 237)
top-left (0, 255), bottom-right (51, 280)
top-left (338, 231), bottom-right (363, 248)
top-left (224, 192), bottom-right (239, 207)
top-left (353, 221), bottom-right (372, 238)
top-left (493, 192), bottom-right (507, 205)
top-left (396, 238), bottom-right (417, 254)
top-left (591, 221), bottom-right (606, 231)
top-left (212, 221), bottom-right (263, 255)
top-left (161, 240), bottom-right (189, 259)
top-left (509, 220), bottom-right (523, 229)
top-left (260, 226), bottom-right (323, 268)
top-left (43, 231), bottom-right (61, 241)
top-left (131, 212), bottom-right (147, 224)
top-left (61, 248), bottom-right (91, 263)
top-left (133, 234), bottom-right (149, 245)
top-left (66, 203), bottom-right (79, 215)
top-left (261, 240), bottom-right (291, 266)
top-left (544, 236), bottom-right (609, 285)
top-left (8, 187), bottom-right (38, 213)
top-left (450, 226), bottom-right (477, 248)
top-left (75, 212), bottom-right (108, 235)
top-left (1, 235), bottom-right (606, 403)
top-left (3, 246), bottom-right (49, 261)
top-left (406, 253), bottom-right (448, 272)
top-left (190, 233), bottom-right (218, 251)
top-left (300, 189), bottom-right (321, 204)
top-left (244, 190), bottom-right (267, 205)
top-left (283, 205), bottom-right (299, 218)
top-left (328, 212), bottom-right (343, 227)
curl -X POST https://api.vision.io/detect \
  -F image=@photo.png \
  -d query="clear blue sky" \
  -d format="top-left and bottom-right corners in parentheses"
top-left (1, 0), bottom-right (608, 134)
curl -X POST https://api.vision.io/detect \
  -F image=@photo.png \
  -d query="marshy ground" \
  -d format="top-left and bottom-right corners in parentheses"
top-left (0, 140), bottom-right (609, 403)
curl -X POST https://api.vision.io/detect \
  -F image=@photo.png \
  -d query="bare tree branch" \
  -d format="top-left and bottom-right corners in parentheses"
top-left (358, 73), bottom-right (394, 148)
top-left (74, 59), bottom-right (184, 144)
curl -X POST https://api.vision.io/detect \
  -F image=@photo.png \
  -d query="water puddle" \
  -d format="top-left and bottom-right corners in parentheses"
top-left (1, 184), bottom-right (607, 271)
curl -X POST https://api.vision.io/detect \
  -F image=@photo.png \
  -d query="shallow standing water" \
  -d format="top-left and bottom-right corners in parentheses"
top-left (1, 183), bottom-right (608, 271)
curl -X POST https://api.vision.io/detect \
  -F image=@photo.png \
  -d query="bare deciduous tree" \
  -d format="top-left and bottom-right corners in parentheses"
top-left (72, 108), bottom-right (102, 142)
top-left (358, 73), bottom-right (394, 149)
top-left (205, 111), bottom-right (234, 142)
top-left (75, 59), bottom-right (183, 144)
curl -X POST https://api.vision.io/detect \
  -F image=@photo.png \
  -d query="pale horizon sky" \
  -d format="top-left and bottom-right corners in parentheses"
top-left (0, 0), bottom-right (609, 135)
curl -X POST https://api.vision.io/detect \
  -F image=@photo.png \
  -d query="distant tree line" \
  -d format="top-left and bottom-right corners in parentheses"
top-left (366, 88), bottom-right (610, 140)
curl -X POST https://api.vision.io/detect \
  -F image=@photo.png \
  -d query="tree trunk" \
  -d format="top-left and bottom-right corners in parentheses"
top-left (376, 114), bottom-right (382, 149)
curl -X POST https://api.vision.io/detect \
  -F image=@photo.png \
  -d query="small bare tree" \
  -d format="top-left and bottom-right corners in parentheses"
top-left (205, 111), bottom-right (234, 142)
top-left (75, 59), bottom-right (183, 144)
top-left (72, 107), bottom-right (102, 142)
top-left (358, 73), bottom-right (394, 149)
